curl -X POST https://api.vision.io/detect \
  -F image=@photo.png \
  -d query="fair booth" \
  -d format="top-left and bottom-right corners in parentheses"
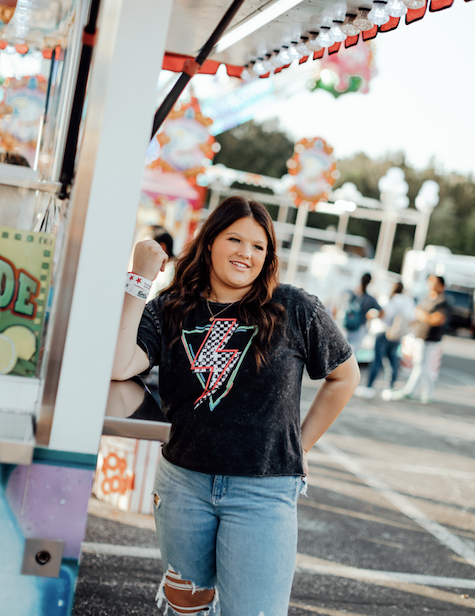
top-left (0, 0), bottom-right (470, 613)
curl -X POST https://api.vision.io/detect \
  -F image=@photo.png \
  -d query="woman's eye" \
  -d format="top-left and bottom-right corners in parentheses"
top-left (253, 245), bottom-right (264, 251)
top-left (229, 237), bottom-right (240, 242)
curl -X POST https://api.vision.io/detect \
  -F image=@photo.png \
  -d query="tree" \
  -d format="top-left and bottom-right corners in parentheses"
top-left (213, 119), bottom-right (294, 179)
top-left (213, 121), bottom-right (475, 272)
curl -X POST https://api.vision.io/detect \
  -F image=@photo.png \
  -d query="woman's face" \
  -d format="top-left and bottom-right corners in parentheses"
top-left (208, 216), bottom-right (268, 298)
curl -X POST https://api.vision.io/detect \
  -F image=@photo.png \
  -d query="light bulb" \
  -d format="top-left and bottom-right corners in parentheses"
top-left (341, 14), bottom-right (360, 36)
top-left (270, 51), bottom-right (284, 67)
top-left (241, 67), bottom-right (254, 81)
top-left (288, 42), bottom-right (303, 60)
top-left (306, 34), bottom-right (322, 51)
top-left (278, 47), bottom-right (291, 64)
top-left (329, 21), bottom-right (347, 42)
top-left (368, 1), bottom-right (390, 25)
top-left (353, 8), bottom-right (374, 30)
top-left (296, 40), bottom-right (309, 56)
top-left (403, 0), bottom-right (425, 8)
top-left (386, 0), bottom-right (407, 16)
top-left (253, 58), bottom-right (271, 76)
top-left (316, 26), bottom-right (334, 48)
top-left (333, 2), bottom-right (348, 22)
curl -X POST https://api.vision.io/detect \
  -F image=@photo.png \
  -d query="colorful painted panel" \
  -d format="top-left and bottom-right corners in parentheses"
top-left (0, 225), bottom-right (54, 376)
top-left (0, 450), bottom-right (96, 616)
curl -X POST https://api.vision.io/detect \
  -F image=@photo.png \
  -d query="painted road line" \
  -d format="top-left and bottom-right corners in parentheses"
top-left (81, 542), bottom-right (475, 591)
top-left (295, 553), bottom-right (475, 589)
top-left (82, 542), bottom-right (161, 559)
top-left (306, 450), bottom-right (475, 479)
top-left (317, 440), bottom-right (475, 567)
top-left (440, 367), bottom-right (475, 386)
top-left (298, 497), bottom-right (422, 532)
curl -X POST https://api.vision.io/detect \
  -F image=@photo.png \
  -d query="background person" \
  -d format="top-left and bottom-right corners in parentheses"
top-left (112, 195), bottom-right (360, 616)
top-left (344, 272), bottom-right (383, 358)
top-left (148, 231), bottom-right (176, 300)
top-left (391, 275), bottom-right (448, 404)
top-left (356, 282), bottom-right (415, 399)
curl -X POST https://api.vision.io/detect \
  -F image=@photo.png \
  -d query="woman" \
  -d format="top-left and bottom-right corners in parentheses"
top-left (344, 272), bottom-right (383, 358)
top-left (113, 196), bottom-right (360, 616)
top-left (356, 282), bottom-right (415, 399)
top-left (148, 231), bottom-right (177, 300)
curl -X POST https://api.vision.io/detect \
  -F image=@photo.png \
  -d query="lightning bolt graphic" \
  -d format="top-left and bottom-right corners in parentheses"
top-left (190, 318), bottom-right (241, 407)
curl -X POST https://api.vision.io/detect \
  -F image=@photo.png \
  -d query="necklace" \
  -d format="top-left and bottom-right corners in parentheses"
top-left (206, 298), bottom-right (238, 322)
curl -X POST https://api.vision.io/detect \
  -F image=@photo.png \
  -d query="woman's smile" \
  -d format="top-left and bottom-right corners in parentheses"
top-left (209, 217), bottom-right (268, 300)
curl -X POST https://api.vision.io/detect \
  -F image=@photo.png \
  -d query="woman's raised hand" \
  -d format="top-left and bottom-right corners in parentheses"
top-left (132, 240), bottom-right (168, 281)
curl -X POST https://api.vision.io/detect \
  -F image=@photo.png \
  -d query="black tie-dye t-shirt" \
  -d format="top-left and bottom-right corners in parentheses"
top-left (137, 284), bottom-right (352, 477)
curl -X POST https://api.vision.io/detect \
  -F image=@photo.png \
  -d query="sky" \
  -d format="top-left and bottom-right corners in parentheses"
top-left (251, 0), bottom-right (475, 177)
top-left (3, 3), bottom-right (470, 179)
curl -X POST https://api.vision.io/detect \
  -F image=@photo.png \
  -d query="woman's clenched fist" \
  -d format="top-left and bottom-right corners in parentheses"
top-left (131, 240), bottom-right (168, 281)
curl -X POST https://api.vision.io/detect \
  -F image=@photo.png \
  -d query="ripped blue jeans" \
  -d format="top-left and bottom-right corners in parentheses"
top-left (153, 456), bottom-right (305, 616)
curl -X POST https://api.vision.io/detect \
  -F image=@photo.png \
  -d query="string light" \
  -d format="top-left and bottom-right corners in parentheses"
top-left (296, 38), bottom-right (309, 55)
top-left (329, 20), bottom-right (347, 42)
top-left (386, 0), bottom-right (408, 16)
top-left (288, 42), bottom-right (303, 60)
top-left (306, 32), bottom-right (322, 51)
top-left (368, 0), bottom-right (390, 25)
top-left (353, 8), bottom-right (374, 30)
top-left (341, 14), bottom-right (360, 36)
top-left (270, 50), bottom-right (285, 67)
top-left (278, 46), bottom-right (292, 64)
top-left (252, 57), bottom-right (272, 75)
top-left (316, 26), bottom-right (334, 47)
top-left (403, 0), bottom-right (426, 8)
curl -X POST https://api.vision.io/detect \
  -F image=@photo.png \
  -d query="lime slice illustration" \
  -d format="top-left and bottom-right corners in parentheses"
top-left (3, 325), bottom-right (37, 360)
top-left (0, 334), bottom-right (17, 375)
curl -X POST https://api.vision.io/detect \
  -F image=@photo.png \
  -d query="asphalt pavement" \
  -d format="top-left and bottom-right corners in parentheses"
top-left (72, 335), bottom-right (475, 616)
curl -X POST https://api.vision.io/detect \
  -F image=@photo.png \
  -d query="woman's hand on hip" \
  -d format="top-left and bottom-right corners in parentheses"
top-left (302, 450), bottom-right (309, 476)
top-left (132, 240), bottom-right (168, 281)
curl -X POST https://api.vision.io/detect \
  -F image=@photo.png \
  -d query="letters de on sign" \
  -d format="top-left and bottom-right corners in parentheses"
top-left (0, 227), bottom-right (55, 377)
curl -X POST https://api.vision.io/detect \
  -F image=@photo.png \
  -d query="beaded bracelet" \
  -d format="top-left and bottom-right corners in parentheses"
top-left (125, 272), bottom-right (152, 300)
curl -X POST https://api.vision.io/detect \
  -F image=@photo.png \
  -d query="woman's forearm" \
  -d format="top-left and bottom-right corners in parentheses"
top-left (111, 293), bottom-right (149, 380)
top-left (112, 239), bottom-right (169, 380)
top-left (301, 355), bottom-right (360, 452)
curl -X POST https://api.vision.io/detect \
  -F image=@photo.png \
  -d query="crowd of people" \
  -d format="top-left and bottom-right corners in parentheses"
top-left (347, 272), bottom-right (449, 404)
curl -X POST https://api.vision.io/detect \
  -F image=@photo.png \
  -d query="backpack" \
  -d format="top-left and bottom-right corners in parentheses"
top-left (343, 295), bottom-right (365, 331)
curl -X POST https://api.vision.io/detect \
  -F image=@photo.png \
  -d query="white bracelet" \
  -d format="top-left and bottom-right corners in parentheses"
top-left (126, 272), bottom-right (152, 300)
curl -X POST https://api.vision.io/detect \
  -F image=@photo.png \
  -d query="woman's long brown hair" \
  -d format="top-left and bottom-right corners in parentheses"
top-left (161, 195), bottom-right (285, 368)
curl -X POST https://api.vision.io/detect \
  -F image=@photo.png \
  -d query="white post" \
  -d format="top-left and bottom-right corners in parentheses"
top-left (413, 210), bottom-right (430, 252)
top-left (47, 0), bottom-right (173, 454)
top-left (373, 215), bottom-right (388, 270)
top-left (285, 202), bottom-right (309, 284)
top-left (335, 212), bottom-right (349, 250)
top-left (276, 201), bottom-right (289, 252)
top-left (379, 212), bottom-right (398, 272)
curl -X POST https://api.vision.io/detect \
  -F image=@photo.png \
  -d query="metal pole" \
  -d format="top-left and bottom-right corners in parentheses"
top-left (50, 0), bottom-right (92, 182)
top-left (285, 202), bottom-right (309, 284)
top-left (58, 0), bottom-right (101, 199)
top-left (150, 0), bottom-right (246, 139)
